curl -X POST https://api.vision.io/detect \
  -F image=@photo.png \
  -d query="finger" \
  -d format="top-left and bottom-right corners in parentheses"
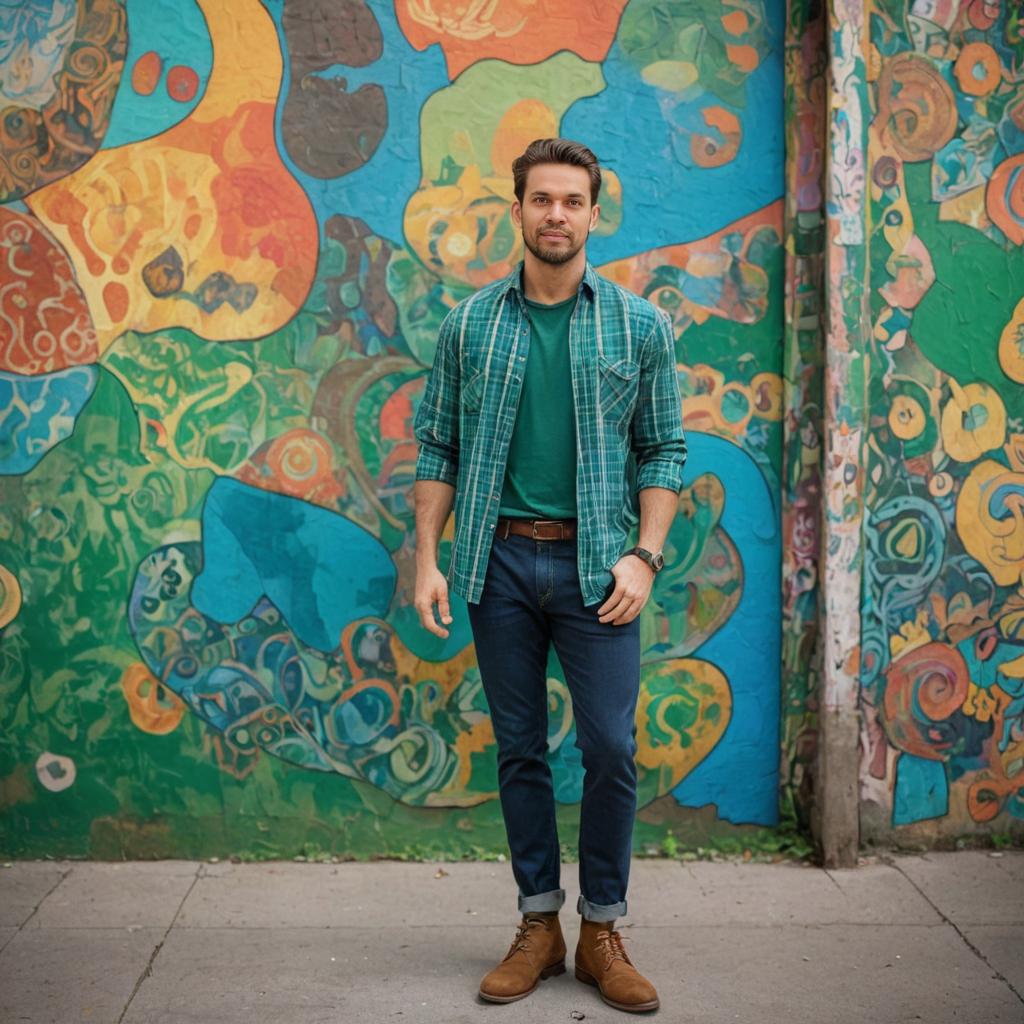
top-left (611, 598), bottom-right (642, 625)
top-left (597, 575), bottom-right (621, 616)
top-left (613, 602), bottom-right (641, 625)
top-left (416, 600), bottom-right (449, 638)
top-left (438, 593), bottom-right (452, 625)
top-left (598, 593), bottom-right (631, 623)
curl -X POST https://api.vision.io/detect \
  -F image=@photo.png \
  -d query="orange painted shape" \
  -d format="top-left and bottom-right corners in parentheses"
top-left (103, 281), bottom-right (130, 322)
top-left (726, 43), bottom-right (759, 73)
top-left (167, 64), bottom-right (200, 103)
top-left (25, 0), bottom-right (318, 350)
top-left (121, 664), bottom-right (186, 734)
top-left (691, 106), bottom-right (742, 168)
top-left (491, 99), bottom-right (560, 177)
top-left (954, 42), bottom-right (1001, 97)
top-left (0, 208), bottom-right (100, 374)
top-left (721, 9), bottom-right (749, 33)
top-left (0, 563), bottom-right (22, 630)
top-left (132, 50), bottom-right (163, 95)
top-left (986, 151), bottom-right (1024, 245)
top-left (394, 0), bottom-right (628, 78)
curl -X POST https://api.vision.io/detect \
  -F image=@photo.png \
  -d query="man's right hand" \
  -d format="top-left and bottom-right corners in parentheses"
top-left (415, 565), bottom-right (453, 638)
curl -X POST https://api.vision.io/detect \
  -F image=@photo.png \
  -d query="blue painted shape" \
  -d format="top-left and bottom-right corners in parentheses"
top-left (561, 0), bottom-right (784, 264)
top-left (893, 754), bottom-right (949, 825)
top-left (265, 0), bottom-right (449, 245)
top-left (191, 476), bottom-right (396, 652)
top-left (0, 367), bottom-right (98, 474)
top-left (389, 599), bottom-right (473, 662)
top-left (671, 432), bottom-right (782, 826)
top-left (102, 0), bottom-right (212, 149)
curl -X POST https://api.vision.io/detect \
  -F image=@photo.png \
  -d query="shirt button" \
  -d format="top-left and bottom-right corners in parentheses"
top-left (518, 355), bottom-right (525, 361)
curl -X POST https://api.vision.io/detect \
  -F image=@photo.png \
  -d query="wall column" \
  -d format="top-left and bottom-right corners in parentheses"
top-left (819, 0), bottom-right (870, 868)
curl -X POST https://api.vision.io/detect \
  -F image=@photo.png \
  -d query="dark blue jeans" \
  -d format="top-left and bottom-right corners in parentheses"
top-left (466, 530), bottom-right (641, 922)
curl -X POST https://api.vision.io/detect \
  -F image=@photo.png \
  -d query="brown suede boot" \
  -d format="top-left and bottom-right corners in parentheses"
top-left (478, 913), bottom-right (567, 1003)
top-left (574, 918), bottom-right (660, 1013)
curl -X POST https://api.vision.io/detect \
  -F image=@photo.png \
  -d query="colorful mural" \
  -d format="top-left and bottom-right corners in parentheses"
top-left (861, 0), bottom-right (1024, 835)
top-left (780, 0), bottom-right (825, 829)
top-left (0, 0), bottom-right (788, 858)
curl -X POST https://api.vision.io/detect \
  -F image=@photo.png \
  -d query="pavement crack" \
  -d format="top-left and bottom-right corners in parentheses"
top-left (116, 861), bottom-right (203, 1024)
top-left (683, 863), bottom-right (708, 898)
top-left (884, 856), bottom-right (1024, 1007)
top-left (7, 862), bottom-right (76, 950)
top-left (822, 868), bottom-right (845, 893)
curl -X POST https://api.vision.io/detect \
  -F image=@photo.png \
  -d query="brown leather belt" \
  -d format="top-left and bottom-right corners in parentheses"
top-left (496, 517), bottom-right (577, 541)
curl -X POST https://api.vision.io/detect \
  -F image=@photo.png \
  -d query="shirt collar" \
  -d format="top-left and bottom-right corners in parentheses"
top-left (500, 260), bottom-right (598, 304)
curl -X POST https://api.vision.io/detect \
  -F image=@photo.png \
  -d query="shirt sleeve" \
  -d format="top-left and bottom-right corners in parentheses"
top-left (413, 307), bottom-right (461, 487)
top-left (631, 309), bottom-right (687, 493)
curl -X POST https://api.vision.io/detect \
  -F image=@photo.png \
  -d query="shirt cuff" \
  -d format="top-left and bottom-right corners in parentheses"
top-left (636, 460), bottom-right (685, 494)
top-left (415, 446), bottom-right (459, 486)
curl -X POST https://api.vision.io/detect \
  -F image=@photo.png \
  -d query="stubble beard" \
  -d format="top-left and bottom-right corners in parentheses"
top-left (522, 225), bottom-right (588, 266)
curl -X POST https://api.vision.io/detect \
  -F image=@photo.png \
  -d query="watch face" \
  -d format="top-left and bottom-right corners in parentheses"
top-left (652, 552), bottom-right (665, 571)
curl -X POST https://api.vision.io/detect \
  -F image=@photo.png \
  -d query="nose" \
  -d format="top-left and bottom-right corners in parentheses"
top-left (545, 202), bottom-right (568, 223)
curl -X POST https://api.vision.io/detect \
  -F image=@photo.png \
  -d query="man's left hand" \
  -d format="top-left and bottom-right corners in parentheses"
top-left (597, 554), bottom-right (655, 625)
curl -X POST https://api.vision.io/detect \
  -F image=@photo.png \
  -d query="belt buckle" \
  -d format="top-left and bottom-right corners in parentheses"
top-left (531, 519), bottom-right (561, 540)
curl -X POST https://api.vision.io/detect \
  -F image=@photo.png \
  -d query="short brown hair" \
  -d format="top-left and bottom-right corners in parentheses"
top-left (512, 138), bottom-right (602, 206)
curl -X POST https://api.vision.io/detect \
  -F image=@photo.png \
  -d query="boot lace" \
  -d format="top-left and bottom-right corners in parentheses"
top-left (595, 928), bottom-right (632, 970)
top-left (504, 916), bottom-right (547, 960)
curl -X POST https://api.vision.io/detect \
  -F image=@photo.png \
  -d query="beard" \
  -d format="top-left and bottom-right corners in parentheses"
top-left (522, 224), bottom-right (588, 265)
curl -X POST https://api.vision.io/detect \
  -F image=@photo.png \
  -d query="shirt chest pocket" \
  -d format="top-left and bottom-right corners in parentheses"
top-left (598, 354), bottom-right (640, 429)
top-left (461, 365), bottom-right (486, 415)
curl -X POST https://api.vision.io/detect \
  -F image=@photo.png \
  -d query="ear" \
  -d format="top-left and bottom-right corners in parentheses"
top-left (589, 202), bottom-right (601, 231)
top-left (511, 200), bottom-right (522, 228)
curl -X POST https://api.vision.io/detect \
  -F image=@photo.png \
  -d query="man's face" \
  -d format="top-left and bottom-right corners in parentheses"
top-left (511, 163), bottom-right (601, 266)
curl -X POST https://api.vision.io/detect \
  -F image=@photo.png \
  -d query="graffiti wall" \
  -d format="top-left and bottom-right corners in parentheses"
top-left (862, 0), bottom-right (1024, 838)
top-left (0, 0), bottom-right (786, 858)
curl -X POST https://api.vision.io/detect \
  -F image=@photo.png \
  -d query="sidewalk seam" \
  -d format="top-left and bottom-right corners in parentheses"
top-left (884, 856), bottom-right (1024, 1007)
top-left (116, 861), bottom-right (204, 1024)
top-left (1, 862), bottom-right (75, 955)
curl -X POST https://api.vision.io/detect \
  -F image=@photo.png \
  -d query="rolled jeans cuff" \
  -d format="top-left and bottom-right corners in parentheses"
top-left (518, 888), bottom-right (566, 914)
top-left (577, 894), bottom-right (627, 921)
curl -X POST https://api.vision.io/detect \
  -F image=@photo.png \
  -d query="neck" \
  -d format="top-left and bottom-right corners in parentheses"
top-left (521, 248), bottom-right (587, 304)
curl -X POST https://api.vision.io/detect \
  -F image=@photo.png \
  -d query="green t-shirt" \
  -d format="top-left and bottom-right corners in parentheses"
top-left (498, 293), bottom-right (578, 519)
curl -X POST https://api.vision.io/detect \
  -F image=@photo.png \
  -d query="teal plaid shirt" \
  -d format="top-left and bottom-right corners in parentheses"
top-left (413, 261), bottom-right (687, 607)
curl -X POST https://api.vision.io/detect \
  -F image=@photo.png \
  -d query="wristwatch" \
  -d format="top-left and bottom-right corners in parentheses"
top-left (625, 546), bottom-right (665, 572)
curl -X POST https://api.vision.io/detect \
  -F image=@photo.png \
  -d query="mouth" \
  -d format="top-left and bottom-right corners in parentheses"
top-left (540, 232), bottom-right (569, 241)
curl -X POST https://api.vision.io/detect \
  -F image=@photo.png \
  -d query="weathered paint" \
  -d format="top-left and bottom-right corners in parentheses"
top-left (819, 0), bottom-right (871, 863)
top-left (0, 0), bottom-right (788, 857)
top-left (860, 0), bottom-right (1024, 840)
top-left (781, 0), bottom-right (827, 829)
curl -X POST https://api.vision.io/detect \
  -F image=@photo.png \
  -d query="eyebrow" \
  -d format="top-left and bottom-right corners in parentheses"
top-left (529, 190), bottom-right (586, 199)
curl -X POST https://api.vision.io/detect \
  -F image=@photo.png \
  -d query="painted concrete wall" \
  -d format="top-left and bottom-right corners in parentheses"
top-left (0, 0), bottom-right (787, 857)
top-left (859, 0), bottom-right (1024, 840)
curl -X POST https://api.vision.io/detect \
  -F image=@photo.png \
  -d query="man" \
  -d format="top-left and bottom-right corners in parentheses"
top-left (412, 138), bottom-right (686, 1014)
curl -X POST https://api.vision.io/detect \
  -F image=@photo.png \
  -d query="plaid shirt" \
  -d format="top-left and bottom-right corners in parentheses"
top-left (413, 261), bottom-right (687, 607)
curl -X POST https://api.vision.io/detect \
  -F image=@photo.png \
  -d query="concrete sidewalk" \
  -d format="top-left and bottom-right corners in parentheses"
top-left (0, 851), bottom-right (1021, 1024)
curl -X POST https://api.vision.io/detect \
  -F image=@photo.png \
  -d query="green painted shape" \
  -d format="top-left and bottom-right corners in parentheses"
top-left (417, 53), bottom-right (606, 182)
top-left (906, 162), bottom-right (1024, 419)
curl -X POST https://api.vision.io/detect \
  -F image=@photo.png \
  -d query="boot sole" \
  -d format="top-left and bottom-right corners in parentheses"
top-left (575, 965), bottom-right (660, 1013)
top-left (478, 960), bottom-right (566, 1003)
